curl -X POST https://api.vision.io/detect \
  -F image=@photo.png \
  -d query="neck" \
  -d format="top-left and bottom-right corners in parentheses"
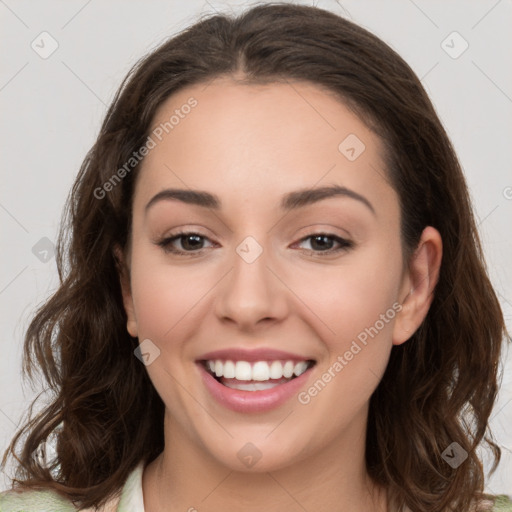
top-left (142, 408), bottom-right (387, 512)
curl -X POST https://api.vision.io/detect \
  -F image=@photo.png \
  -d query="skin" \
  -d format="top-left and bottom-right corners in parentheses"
top-left (118, 77), bottom-right (442, 512)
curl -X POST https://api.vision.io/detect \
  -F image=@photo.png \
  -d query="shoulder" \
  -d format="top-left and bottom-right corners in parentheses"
top-left (491, 495), bottom-right (512, 511)
top-left (0, 486), bottom-right (120, 512)
top-left (0, 487), bottom-right (78, 512)
top-left (0, 490), bottom-right (119, 512)
top-left (0, 462), bottom-right (144, 512)
top-left (476, 495), bottom-right (512, 512)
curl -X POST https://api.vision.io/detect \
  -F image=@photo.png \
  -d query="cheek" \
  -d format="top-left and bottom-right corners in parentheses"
top-left (129, 247), bottom-right (183, 340)
top-left (286, 245), bottom-right (402, 348)
top-left (291, 256), bottom-right (401, 420)
top-left (128, 245), bottom-right (222, 344)
top-left (131, 273), bottom-right (178, 339)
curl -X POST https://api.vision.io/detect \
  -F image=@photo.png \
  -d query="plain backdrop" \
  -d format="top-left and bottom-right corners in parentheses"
top-left (1, 0), bottom-right (511, 495)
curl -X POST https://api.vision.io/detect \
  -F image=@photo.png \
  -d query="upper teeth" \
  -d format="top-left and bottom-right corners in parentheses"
top-left (206, 360), bottom-right (310, 381)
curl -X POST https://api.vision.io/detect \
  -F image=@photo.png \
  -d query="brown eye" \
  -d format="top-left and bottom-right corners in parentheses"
top-left (178, 234), bottom-right (205, 250)
top-left (157, 232), bottom-right (215, 255)
top-left (296, 234), bottom-right (353, 254)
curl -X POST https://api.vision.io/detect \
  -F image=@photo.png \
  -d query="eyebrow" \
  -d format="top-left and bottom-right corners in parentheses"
top-left (145, 185), bottom-right (375, 215)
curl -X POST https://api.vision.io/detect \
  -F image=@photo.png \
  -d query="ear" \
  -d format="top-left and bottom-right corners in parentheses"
top-left (392, 226), bottom-right (443, 346)
top-left (113, 245), bottom-right (138, 338)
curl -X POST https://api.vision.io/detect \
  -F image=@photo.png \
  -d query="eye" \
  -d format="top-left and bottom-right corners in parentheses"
top-left (155, 231), bottom-right (353, 257)
top-left (156, 231), bottom-right (215, 255)
top-left (294, 233), bottom-right (353, 255)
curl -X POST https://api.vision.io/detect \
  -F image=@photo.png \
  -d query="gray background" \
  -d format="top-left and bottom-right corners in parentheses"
top-left (1, 0), bottom-right (511, 494)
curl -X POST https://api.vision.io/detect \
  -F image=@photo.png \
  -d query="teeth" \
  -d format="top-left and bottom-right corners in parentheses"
top-left (252, 361), bottom-right (270, 381)
top-left (235, 361), bottom-right (252, 381)
top-left (223, 360), bottom-right (236, 378)
top-left (283, 361), bottom-right (295, 378)
top-left (214, 360), bottom-right (223, 377)
top-left (293, 361), bottom-right (308, 376)
top-left (223, 380), bottom-right (288, 391)
top-left (204, 359), bottom-right (311, 381)
top-left (269, 361), bottom-right (283, 379)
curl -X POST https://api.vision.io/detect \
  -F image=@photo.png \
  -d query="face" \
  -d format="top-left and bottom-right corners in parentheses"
top-left (119, 77), bottom-right (435, 473)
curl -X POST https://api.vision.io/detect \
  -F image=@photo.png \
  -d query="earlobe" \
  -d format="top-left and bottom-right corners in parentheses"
top-left (113, 246), bottom-right (138, 338)
top-left (392, 226), bottom-right (443, 346)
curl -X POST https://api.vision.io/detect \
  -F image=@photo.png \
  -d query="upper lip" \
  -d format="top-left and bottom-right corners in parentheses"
top-left (197, 348), bottom-right (315, 362)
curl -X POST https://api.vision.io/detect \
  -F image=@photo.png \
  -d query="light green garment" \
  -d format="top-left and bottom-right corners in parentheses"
top-left (0, 462), bottom-right (143, 511)
top-left (1, 463), bottom-right (511, 511)
top-left (494, 495), bottom-right (512, 512)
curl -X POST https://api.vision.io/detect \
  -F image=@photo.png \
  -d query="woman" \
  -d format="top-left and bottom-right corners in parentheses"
top-left (1, 3), bottom-right (510, 511)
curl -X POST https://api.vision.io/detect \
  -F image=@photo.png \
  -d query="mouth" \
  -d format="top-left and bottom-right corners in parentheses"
top-left (199, 358), bottom-right (317, 391)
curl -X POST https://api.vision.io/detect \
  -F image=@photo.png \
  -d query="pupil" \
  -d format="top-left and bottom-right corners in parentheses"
top-left (182, 235), bottom-right (202, 250)
top-left (311, 235), bottom-right (332, 250)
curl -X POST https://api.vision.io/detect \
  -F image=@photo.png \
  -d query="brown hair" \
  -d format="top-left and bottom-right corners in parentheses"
top-left (2, 3), bottom-right (508, 511)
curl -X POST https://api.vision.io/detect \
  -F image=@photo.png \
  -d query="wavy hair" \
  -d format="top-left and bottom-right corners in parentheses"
top-left (2, 3), bottom-right (508, 511)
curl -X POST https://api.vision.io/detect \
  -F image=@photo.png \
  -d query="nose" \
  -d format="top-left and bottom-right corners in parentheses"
top-left (213, 238), bottom-right (289, 331)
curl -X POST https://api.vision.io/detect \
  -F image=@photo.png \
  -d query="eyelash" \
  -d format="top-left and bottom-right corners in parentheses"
top-left (156, 230), bottom-right (354, 257)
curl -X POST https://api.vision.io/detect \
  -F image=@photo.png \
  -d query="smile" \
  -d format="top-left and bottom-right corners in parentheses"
top-left (197, 355), bottom-right (316, 412)
top-left (203, 359), bottom-right (314, 391)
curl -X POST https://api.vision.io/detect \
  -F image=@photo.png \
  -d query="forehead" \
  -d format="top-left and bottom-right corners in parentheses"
top-left (133, 77), bottom-right (397, 219)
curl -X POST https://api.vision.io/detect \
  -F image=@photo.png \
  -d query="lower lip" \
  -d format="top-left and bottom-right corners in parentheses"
top-left (197, 363), bottom-right (314, 413)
